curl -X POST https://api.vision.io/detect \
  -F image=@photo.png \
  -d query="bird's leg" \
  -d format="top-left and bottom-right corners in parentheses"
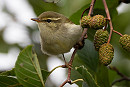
top-left (62, 54), bottom-right (72, 69)
top-left (62, 54), bottom-right (67, 64)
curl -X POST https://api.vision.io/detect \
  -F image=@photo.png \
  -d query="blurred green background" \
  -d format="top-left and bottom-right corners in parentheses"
top-left (0, 0), bottom-right (130, 87)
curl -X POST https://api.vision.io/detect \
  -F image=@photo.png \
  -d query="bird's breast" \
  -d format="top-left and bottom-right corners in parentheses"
top-left (38, 23), bottom-right (82, 55)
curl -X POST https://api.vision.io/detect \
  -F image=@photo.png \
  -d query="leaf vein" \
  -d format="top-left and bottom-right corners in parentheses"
top-left (16, 69), bottom-right (41, 82)
top-left (25, 52), bottom-right (44, 85)
top-left (18, 64), bottom-right (37, 74)
top-left (0, 81), bottom-right (10, 86)
top-left (18, 56), bottom-right (33, 66)
top-left (17, 76), bottom-right (39, 87)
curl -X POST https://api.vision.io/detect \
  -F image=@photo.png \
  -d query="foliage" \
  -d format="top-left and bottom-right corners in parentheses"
top-left (0, 0), bottom-right (130, 87)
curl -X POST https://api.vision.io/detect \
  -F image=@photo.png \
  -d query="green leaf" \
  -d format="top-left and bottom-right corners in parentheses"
top-left (70, 55), bottom-right (86, 87)
top-left (0, 76), bottom-right (23, 87)
top-left (82, 81), bottom-right (89, 87)
top-left (76, 66), bottom-right (99, 87)
top-left (94, 0), bottom-right (119, 9)
top-left (77, 39), bottom-right (98, 72)
top-left (69, 4), bottom-right (90, 25)
top-left (69, 0), bottom-right (118, 25)
top-left (15, 45), bottom-right (45, 87)
top-left (41, 69), bottom-right (50, 82)
top-left (0, 68), bottom-right (15, 76)
top-left (96, 64), bottom-right (110, 87)
top-left (61, 0), bottom-right (91, 17)
top-left (111, 11), bottom-right (130, 59)
top-left (43, 0), bottom-right (61, 3)
top-left (28, 0), bottom-right (59, 16)
top-left (113, 11), bottom-right (130, 35)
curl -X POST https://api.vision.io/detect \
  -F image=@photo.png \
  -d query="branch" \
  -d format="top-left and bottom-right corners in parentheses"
top-left (111, 77), bottom-right (130, 86)
top-left (78, 28), bottom-right (88, 43)
top-left (102, 0), bottom-right (113, 44)
top-left (79, 0), bottom-right (96, 41)
top-left (109, 66), bottom-right (125, 77)
top-left (60, 48), bottom-right (78, 87)
top-left (79, 0), bottom-right (96, 42)
top-left (108, 66), bottom-right (130, 86)
top-left (103, 1), bottom-right (129, 85)
top-left (60, 0), bottom-right (96, 87)
top-left (88, 0), bottom-right (96, 16)
top-left (112, 30), bottom-right (123, 37)
top-left (68, 48), bottom-right (78, 65)
top-left (81, 0), bottom-right (96, 19)
top-left (81, 7), bottom-right (90, 19)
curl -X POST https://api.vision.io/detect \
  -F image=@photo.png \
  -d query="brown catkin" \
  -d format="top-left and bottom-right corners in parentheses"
top-left (94, 29), bottom-right (109, 51)
top-left (99, 43), bottom-right (114, 66)
top-left (90, 15), bottom-right (106, 29)
top-left (119, 34), bottom-right (130, 52)
top-left (81, 16), bottom-right (92, 28)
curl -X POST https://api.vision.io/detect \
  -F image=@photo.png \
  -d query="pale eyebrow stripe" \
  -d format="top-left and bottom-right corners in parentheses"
top-left (42, 18), bottom-right (61, 21)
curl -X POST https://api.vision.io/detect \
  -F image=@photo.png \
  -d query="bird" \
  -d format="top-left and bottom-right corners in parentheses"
top-left (31, 11), bottom-right (82, 55)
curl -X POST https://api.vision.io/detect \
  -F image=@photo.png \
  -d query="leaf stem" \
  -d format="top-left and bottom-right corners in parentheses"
top-left (112, 30), bottom-right (123, 37)
top-left (71, 79), bottom-right (84, 84)
top-left (50, 65), bottom-right (63, 74)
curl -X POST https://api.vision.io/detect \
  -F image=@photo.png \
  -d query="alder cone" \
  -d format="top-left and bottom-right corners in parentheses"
top-left (119, 34), bottom-right (130, 51)
top-left (81, 16), bottom-right (91, 28)
top-left (90, 15), bottom-right (106, 29)
top-left (94, 29), bottom-right (109, 51)
top-left (99, 43), bottom-right (114, 66)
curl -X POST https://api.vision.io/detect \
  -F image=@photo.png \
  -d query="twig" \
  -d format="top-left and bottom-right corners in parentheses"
top-left (103, 1), bottom-right (129, 85)
top-left (104, 18), bottom-right (109, 30)
top-left (111, 77), bottom-right (130, 86)
top-left (60, 48), bottom-right (78, 87)
top-left (78, 28), bottom-right (88, 46)
top-left (81, 7), bottom-right (90, 19)
top-left (79, 0), bottom-right (96, 43)
top-left (81, 0), bottom-right (96, 19)
top-left (60, 0), bottom-right (96, 87)
top-left (68, 48), bottom-right (78, 65)
top-left (79, 0), bottom-right (96, 41)
top-left (109, 66), bottom-right (125, 77)
top-left (108, 66), bottom-right (130, 86)
top-left (102, 0), bottom-right (113, 44)
top-left (112, 30), bottom-right (123, 37)
top-left (88, 0), bottom-right (96, 16)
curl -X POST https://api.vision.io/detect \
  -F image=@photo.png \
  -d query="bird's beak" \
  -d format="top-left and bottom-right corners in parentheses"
top-left (31, 18), bottom-right (41, 22)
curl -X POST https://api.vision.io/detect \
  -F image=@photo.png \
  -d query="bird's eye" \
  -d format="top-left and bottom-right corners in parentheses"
top-left (46, 19), bottom-right (52, 23)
